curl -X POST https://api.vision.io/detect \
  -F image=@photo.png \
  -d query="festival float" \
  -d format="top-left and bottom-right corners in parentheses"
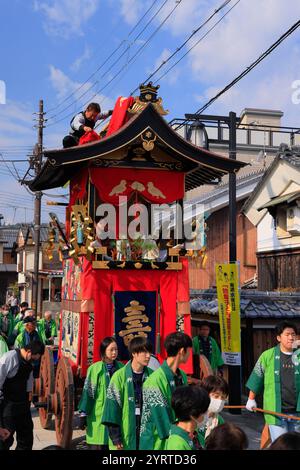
top-left (29, 83), bottom-right (246, 447)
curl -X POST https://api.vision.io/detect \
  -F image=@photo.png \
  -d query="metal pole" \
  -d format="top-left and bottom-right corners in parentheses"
top-left (228, 111), bottom-right (242, 414)
top-left (32, 99), bottom-right (44, 317)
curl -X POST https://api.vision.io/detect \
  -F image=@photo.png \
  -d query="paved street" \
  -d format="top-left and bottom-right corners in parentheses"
top-left (25, 406), bottom-right (264, 450)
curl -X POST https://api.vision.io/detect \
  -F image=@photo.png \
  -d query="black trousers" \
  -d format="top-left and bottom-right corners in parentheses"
top-left (1, 403), bottom-right (34, 450)
top-left (63, 135), bottom-right (79, 148)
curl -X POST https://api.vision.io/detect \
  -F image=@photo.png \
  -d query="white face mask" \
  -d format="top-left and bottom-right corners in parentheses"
top-left (193, 413), bottom-right (209, 432)
top-left (208, 397), bottom-right (225, 414)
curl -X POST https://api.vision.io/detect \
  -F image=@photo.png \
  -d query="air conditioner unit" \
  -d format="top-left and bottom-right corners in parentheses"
top-left (286, 205), bottom-right (300, 234)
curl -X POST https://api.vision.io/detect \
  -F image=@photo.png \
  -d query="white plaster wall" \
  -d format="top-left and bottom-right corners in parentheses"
top-left (257, 212), bottom-right (300, 252)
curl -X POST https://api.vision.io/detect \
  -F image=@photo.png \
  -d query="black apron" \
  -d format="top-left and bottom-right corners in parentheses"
top-left (2, 349), bottom-right (32, 417)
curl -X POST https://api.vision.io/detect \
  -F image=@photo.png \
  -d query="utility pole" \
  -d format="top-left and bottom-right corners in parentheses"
top-left (228, 111), bottom-right (241, 414)
top-left (184, 111), bottom-right (242, 413)
top-left (32, 100), bottom-right (45, 316)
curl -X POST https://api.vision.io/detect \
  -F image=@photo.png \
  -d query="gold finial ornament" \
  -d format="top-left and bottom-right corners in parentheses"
top-left (128, 82), bottom-right (169, 116)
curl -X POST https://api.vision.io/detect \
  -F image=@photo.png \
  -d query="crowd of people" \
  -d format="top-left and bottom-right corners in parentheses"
top-left (0, 300), bottom-right (58, 450)
top-left (1, 303), bottom-right (300, 451)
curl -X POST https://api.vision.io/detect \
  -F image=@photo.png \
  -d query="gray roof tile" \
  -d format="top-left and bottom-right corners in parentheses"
top-left (190, 290), bottom-right (300, 319)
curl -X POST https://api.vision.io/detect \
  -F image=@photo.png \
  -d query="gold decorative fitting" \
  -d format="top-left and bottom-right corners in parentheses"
top-left (128, 82), bottom-right (169, 115)
top-left (141, 129), bottom-right (157, 151)
top-left (134, 262), bottom-right (143, 269)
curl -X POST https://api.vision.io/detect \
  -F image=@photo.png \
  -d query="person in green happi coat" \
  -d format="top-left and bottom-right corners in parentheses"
top-left (139, 332), bottom-right (192, 450)
top-left (192, 321), bottom-right (224, 374)
top-left (37, 311), bottom-right (57, 345)
top-left (198, 374), bottom-right (229, 447)
top-left (166, 385), bottom-right (210, 450)
top-left (102, 336), bottom-right (153, 450)
top-left (246, 321), bottom-right (300, 443)
top-left (0, 305), bottom-right (15, 344)
top-left (0, 334), bottom-right (8, 358)
top-left (78, 337), bottom-right (124, 450)
top-left (13, 302), bottom-right (29, 324)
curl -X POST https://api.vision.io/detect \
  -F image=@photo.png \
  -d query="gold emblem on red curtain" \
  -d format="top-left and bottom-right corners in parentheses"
top-left (119, 300), bottom-right (152, 346)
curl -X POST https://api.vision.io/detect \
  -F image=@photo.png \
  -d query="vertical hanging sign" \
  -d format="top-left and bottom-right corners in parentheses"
top-left (215, 263), bottom-right (241, 366)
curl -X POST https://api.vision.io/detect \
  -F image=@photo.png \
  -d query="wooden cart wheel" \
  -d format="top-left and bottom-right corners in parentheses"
top-left (192, 353), bottom-right (213, 381)
top-left (54, 357), bottom-right (74, 449)
top-left (38, 347), bottom-right (55, 429)
top-left (199, 354), bottom-right (213, 380)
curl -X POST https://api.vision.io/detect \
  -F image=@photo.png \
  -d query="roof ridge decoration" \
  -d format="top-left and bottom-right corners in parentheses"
top-left (128, 82), bottom-right (169, 116)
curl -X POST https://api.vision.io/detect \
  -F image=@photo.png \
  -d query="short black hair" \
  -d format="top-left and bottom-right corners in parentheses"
top-left (24, 340), bottom-right (45, 355)
top-left (275, 321), bottom-right (298, 336)
top-left (164, 332), bottom-right (192, 357)
top-left (128, 336), bottom-right (153, 358)
top-left (201, 375), bottom-right (229, 397)
top-left (269, 432), bottom-right (300, 450)
top-left (205, 423), bottom-right (248, 450)
top-left (100, 336), bottom-right (117, 358)
top-left (198, 321), bottom-right (211, 329)
top-left (171, 385), bottom-right (210, 421)
top-left (86, 102), bottom-right (100, 113)
top-left (20, 302), bottom-right (29, 309)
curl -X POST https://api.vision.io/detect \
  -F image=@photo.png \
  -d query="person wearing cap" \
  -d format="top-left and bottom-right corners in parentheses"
top-left (9, 309), bottom-right (36, 346)
top-left (37, 311), bottom-right (57, 346)
top-left (14, 317), bottom-right (42, 349)
top-left (192, 321), bottom-right (224, 375)
top-left (0, 340), bottom-right (45, 449)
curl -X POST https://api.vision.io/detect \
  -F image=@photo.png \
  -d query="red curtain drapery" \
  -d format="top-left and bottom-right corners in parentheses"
top-left (89, 167), bottom-right (184, 205)
top-left (80, 261), bottom-right (192, 373)
top-left (106, 96), bottom-right (135, 137)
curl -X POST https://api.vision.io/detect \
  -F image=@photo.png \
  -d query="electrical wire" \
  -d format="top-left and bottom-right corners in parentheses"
top-left (45, 0), bottom-right (162, 117)
top-left (153, 0), bottom-right (240, 85)
top-left (177, 17), bottom-right (300, 129)
top-left (47, 0), bottom-right (183, 128)
top-left (130, 0), bottom-right (233, 95)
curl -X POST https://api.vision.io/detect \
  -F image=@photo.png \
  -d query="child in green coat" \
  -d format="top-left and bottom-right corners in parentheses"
top-left (102, 336), bottom-right (153, 450)
top-left (165, 385), bottom-right (210, 450)
top-left (78, 337), bottom-right (124, 450)
top-left (198, 375), bottom-right (229, 447)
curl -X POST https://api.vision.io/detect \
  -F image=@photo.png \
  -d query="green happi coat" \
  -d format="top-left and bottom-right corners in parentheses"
top-left (37, 319), bottom-right (58, 345)
top-left (14, 329), bottom-right (42, 348)
top-left (101, 361), bottom-right (153, 450)
top-left (139, 360), bottom-right (188, 450)
top-left (165, 424), bottom-right (196, 450)
top-left (0, 313), bottom-right (15, 339)
top-left (192, 335), bottom-right (224, 371)
top-left (78, 360), bottom-right (124, 445)
top-left (246, 345), bottom-right (300, 425)
top-left (0, 335), bottom-right (8, 358)
top-left (197, 414), bottom-right (224, 448)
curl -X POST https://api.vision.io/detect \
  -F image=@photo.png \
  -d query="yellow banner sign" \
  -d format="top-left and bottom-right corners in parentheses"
top-left (215, 263), bottom-right (241, 366)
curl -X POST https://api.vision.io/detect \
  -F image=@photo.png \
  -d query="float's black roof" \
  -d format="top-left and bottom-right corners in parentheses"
top-left (29, 103), bottom-right (246, 192)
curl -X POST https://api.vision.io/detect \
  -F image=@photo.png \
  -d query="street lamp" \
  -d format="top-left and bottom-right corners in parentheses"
top-left (186, 120), bottom-right (209, 149)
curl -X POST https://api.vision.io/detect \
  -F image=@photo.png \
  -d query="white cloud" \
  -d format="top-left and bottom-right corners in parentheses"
top-left (49, 65), bottom-right (115, 110)
top-left (70, 46), bottom-right (92, 72)
top-left (147, 48), bottom-right (180, 85)
top-left (119, 0), bottom-right (145, 26)
top-left (33, 0), bottom-right (100, 38)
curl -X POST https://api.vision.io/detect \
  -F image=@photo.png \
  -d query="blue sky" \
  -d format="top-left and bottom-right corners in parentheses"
top-left (1, 0), bottom-right (300, 224)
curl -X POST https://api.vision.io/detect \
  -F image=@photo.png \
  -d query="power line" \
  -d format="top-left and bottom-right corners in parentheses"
top-left (130, 0), bottom-right (233, 95)
top-left (153, 0), bottom-right (240, 85)
top-left (47, 0), bottom-right (183, 128)
top-left (45, 0), bottom-right (161, 118)
top-left (179, 17), bottom-right (300, 128)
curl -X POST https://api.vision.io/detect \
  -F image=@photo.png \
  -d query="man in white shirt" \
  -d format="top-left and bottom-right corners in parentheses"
top-left (0, 341), bottom-right (45, 450)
